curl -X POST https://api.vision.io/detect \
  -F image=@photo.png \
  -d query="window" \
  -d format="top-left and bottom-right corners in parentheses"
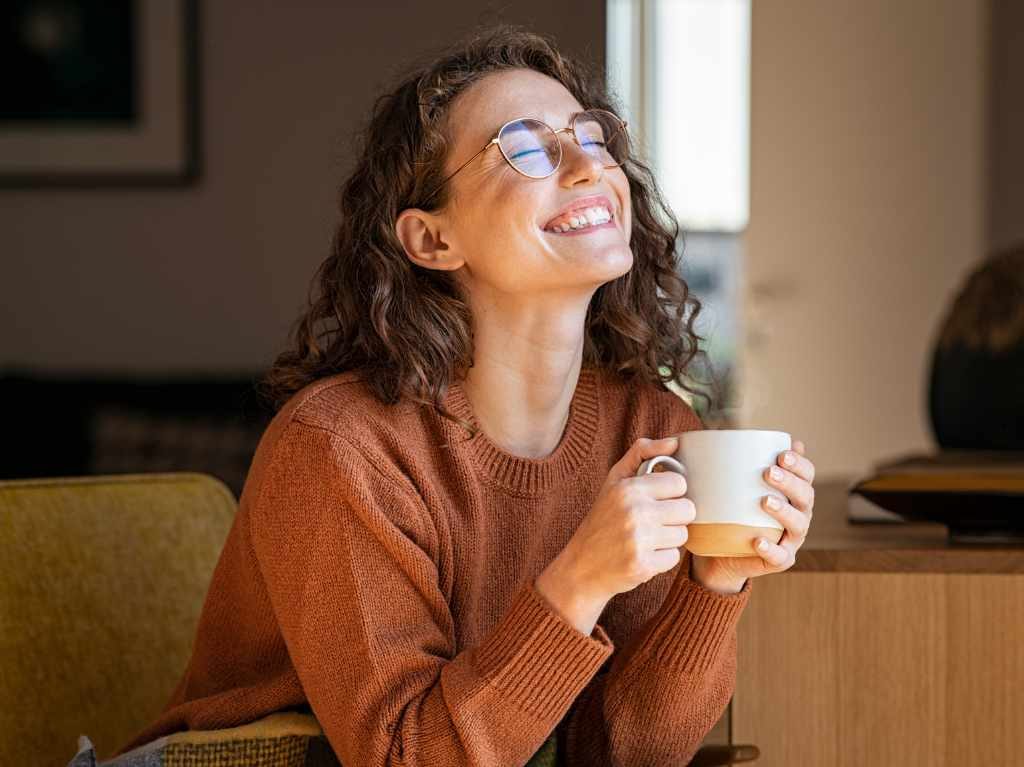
top-left (608, 0), bottom-right (751, 424)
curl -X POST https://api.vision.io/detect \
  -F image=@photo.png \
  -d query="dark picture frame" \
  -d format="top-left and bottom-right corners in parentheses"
top-left (0, 0), bottom-right (200, 187)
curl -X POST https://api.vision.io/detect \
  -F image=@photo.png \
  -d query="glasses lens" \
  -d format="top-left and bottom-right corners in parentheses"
top-left (497, 119), bottom-right (561, 178)
top-left (574, 110), bottom-right (627, 166)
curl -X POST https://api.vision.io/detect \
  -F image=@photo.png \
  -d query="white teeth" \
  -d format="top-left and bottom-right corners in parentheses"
top-left (545, 206), bottom-right (613, 232)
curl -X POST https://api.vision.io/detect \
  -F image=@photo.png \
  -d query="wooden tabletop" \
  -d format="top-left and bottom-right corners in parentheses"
top-left (791, 476), bottom-right (1024, 573)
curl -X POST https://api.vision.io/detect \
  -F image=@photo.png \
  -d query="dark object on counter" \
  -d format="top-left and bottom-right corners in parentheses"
top-left (928, 241), bottom-right (1024, 450)
top-left (848, 449), bottom-right (1024, 544)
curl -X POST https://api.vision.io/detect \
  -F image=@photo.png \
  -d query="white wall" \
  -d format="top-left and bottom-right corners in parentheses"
top-left (737, 0), bottom-right (990, 478)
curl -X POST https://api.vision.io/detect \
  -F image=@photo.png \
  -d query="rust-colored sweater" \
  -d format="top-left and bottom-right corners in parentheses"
top-left (117, 364), bottom-right (752, 765)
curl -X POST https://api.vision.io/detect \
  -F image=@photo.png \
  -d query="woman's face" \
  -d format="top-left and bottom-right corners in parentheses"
top-left (436, 68), bottom-right (634, 297)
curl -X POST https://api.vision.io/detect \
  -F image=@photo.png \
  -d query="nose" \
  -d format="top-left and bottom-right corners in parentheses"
top-left (557, 131), bottom-right (605, 187)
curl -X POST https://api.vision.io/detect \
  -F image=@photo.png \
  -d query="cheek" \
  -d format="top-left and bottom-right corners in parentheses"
top-left (481, 182), bottom-right (544, 240)
top-left (614, 177), bottom-right (633, 239)
top-left (455, 184), bottom-right (546, 272)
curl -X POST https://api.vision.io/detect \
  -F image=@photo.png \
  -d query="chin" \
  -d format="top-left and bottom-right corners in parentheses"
top-left (576, 243), bottom-right (634, 283)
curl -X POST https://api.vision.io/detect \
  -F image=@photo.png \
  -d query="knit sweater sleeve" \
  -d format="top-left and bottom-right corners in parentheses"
top-left (554, 390), bottom-right (752, 765)
top-left (247, 420), bottom-right (614, 767)
top-left (557, 555), bottom-right (750, 765)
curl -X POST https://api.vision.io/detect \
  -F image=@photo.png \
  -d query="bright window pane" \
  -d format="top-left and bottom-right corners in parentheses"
top-left (653, 0), bottom-right (750, 231)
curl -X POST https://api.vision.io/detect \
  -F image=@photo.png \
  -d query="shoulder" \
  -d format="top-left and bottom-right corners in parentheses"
top-left (280, 370), bottom-right (427, 448)
top-left (277, 370), bottom-right (401, 430)
top-left (595, 365), bottom-right (704, 437)
top-left (250, 370), bottom-right (428, 500)
top-left (246, 385), bottom-right (434, 553)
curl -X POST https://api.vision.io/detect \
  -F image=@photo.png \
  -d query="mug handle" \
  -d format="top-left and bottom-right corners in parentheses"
top-left (636, 455), bottom-right (686, 477)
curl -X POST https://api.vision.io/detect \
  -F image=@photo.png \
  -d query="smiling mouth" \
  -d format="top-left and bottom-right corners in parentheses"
top-left (543, 206), bottom-right (615, 234)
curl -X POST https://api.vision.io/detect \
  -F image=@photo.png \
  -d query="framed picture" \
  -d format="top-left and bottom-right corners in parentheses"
top-left (0, 0), bottom-right (200, 187)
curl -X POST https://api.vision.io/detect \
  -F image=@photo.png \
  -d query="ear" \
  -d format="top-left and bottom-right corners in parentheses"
top-left (395, 208), bottom-right (464, 272)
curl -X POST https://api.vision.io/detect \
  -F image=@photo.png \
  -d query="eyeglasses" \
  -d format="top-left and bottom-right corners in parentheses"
top-left (420, 108), bottom-right (628, 206)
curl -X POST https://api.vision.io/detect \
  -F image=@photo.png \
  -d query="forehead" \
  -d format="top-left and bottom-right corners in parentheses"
top-left (447, 68), bottom-right (585, 146)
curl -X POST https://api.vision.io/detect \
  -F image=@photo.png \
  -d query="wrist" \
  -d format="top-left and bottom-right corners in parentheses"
top-left (699, 578), bottom-right (746, 595)
top-left (689, 553), bottom-right (746, 595)
top-left (535, 552), bottom-right (609, 636)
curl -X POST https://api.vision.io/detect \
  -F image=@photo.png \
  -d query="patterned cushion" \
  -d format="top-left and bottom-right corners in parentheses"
top-left (65, 712), bottom-right (559, 767)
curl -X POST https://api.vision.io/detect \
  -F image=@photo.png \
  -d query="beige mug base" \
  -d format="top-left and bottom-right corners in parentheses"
top-left (684, 522), bottom-right (785, 557)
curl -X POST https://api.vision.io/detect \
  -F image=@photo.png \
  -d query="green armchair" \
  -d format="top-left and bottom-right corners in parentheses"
top-left (0, 473), bottom-right (757, 767)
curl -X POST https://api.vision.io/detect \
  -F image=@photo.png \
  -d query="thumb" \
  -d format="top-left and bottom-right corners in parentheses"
top-left (606, 436), bottom-right (680, 484)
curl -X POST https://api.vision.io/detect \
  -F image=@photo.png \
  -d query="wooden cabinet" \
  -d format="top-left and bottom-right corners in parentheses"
top-left (700, 478), bottom-right (1024, 766)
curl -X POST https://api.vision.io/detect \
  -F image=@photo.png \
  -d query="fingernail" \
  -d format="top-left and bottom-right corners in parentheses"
top-left (765, 495), bottom-right (781, 510)
top-left (782, 452), bottom-right (795, 466)
top-left (757, 539), bottom-right (769, 551)
top-left (770, 466), bottom-right (784, 481)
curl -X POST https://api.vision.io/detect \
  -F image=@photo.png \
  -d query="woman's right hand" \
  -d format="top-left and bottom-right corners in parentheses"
top-left (564, 436), bottom-right (695, 601)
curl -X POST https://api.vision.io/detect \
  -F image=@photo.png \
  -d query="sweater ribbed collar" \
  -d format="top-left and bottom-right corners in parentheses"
top-left (441, 365), bottom-right (601, 496)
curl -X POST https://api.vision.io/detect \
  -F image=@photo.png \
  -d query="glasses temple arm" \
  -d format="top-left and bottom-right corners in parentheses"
top-left (419, 138), bottom-right (499, 207)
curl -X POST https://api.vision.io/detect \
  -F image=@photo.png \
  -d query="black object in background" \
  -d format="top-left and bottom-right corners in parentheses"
top-left (0, 369), bottom-right (275, 500)
top-left (926, 242), bottom-right (1024, 451)
top-left (929, 341), bottom-right (1024, 451)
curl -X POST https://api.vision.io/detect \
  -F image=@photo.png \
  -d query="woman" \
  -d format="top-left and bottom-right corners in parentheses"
top-left (117, 26), bottom-right (816, 766)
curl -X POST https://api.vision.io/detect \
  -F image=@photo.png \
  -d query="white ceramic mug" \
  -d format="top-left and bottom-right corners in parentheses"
top-left (636, 429), bottom-right (791, 557)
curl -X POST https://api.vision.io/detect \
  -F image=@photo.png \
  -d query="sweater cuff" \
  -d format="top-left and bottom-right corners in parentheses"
top-left (631, 568), bottom-right (751, 675)
top-left (474, 579), bottom-right (614, 721)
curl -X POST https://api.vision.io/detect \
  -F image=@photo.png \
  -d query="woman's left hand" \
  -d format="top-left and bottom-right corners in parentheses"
top-left (690, 439), bottom-right (816, 593)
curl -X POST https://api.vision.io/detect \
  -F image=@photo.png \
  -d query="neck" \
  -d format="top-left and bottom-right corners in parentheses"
top-left (453, 280), bottom-right (597, 458)
top-left (461, 353), bottom-right (584, 459)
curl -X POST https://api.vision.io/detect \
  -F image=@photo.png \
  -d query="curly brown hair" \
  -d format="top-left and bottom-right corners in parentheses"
top-left (257, 25), bottom-right (720, 436)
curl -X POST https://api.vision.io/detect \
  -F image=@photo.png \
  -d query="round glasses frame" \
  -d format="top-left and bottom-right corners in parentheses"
top-left (420, 109), bottom-right (628, 206)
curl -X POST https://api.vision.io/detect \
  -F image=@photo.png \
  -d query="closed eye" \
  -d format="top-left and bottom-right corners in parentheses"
top-left (507, 148), bottom-right (547, 161)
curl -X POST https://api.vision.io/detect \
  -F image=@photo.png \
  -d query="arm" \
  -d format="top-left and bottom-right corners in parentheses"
top-left (554, 394), bottom-right (751, 765)
top-left (248, 420), bottom-right (614, 767)
top-left (558, 553), bottom-right (749, 766)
